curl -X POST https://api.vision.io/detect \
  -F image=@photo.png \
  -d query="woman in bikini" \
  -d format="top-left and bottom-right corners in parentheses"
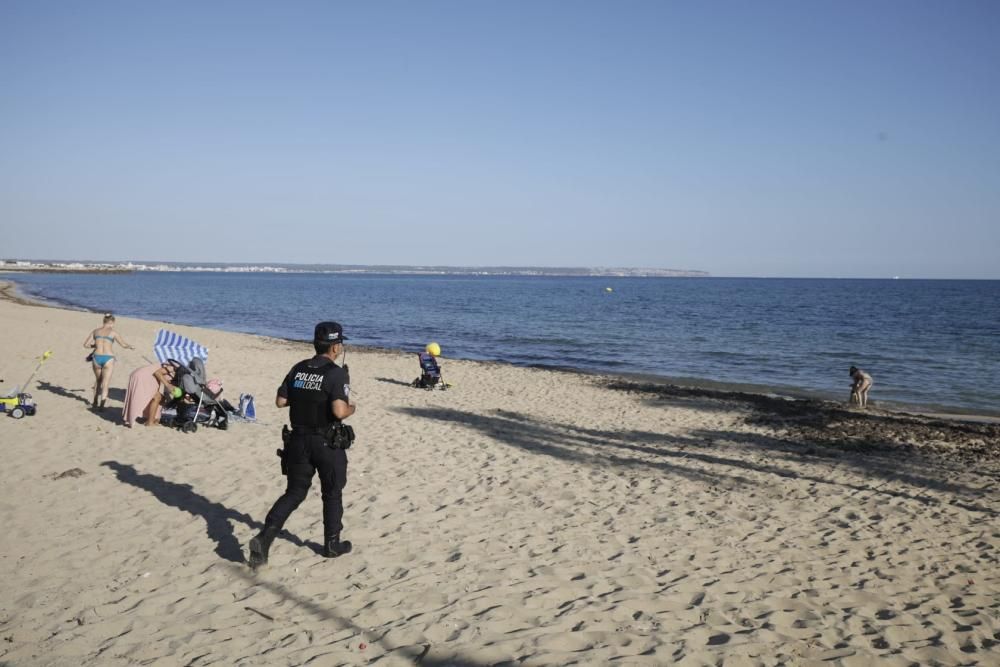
top-left (83, 313), bottom-right (135, 409)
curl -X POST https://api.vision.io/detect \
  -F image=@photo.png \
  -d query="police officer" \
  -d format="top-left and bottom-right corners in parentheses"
top-left (249, 321), bottom-right (356, 569)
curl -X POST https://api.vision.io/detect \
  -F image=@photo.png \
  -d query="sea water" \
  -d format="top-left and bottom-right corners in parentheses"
top-left (7, 272), bottom-right (1000, 414)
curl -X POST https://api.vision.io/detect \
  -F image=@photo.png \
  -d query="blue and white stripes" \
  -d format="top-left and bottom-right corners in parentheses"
top-left (153, 329), bottom-right (209, 365)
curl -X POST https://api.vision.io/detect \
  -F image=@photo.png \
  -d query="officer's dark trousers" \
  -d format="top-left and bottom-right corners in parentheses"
top-left (264, 434), bottom-right (348, 540)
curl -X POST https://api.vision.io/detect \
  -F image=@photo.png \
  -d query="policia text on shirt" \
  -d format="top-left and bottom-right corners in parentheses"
top-left (248, 321), bottom-right (356, 569)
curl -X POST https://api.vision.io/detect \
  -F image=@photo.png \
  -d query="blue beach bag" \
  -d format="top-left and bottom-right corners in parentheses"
top-left (239, 393), bottom-right (257, 421)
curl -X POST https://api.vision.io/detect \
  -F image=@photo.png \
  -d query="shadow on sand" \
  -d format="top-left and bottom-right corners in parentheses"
top-left (37, 380), bottom-right (125, 404)
top-left (604, 379), bottom-right (1000, 460)
top-left (36, 381), bottom-right (91, 405)
top-left (101, 461), bottom-right (321, 563)
top-left (101, 463), bottom-right (488, 664)
top-left (374, 376), bottom-right (415, 388)
top-left (37, 381), bottom-right (126, 425)
top-left (394, 406), bottom-right (998, 516)
top-left (226, 563), bottom-right (489, 666)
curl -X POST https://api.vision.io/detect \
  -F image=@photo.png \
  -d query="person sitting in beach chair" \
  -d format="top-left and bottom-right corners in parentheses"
top-left (412, 342), bottom-right (448, 389)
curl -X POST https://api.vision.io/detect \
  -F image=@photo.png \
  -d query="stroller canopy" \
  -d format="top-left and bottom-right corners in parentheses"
top-left (154, 329), bottom-right (208, 366)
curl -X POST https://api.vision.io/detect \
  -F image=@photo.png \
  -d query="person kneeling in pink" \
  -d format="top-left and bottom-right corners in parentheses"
top-left (122, 361), bottom-right (180, 427)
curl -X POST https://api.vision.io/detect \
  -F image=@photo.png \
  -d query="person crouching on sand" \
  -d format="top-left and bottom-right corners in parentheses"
top-left (122, 361), bottom-right (180, 427)
top-left (849, 366), bottom-right (873, 408)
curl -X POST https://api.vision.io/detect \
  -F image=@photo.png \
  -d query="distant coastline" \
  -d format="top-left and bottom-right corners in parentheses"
top-left (0, 258), bottom-right (709, 278)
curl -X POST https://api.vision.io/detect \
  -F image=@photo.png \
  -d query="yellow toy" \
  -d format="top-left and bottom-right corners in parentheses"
top-left (1, 350), bottom-right (51, 419)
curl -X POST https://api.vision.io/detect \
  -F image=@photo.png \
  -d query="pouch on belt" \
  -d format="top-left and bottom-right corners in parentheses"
top-left (325, 423), bottom-right (355, 450)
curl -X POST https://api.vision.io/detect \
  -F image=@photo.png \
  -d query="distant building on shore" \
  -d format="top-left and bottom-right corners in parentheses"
top-left (1, 259), bottom-right (709, 278)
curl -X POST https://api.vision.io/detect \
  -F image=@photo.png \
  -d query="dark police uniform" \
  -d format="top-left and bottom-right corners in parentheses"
top-left (266, 355), bottom-right (350, 537)
top-left (249, 322), bottom-right (354, 569)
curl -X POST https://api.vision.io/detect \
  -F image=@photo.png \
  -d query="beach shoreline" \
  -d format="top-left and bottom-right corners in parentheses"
top-left (1, 284), bottom-right (998, 665)
top-left (4, 277), bottom-right (996, 424)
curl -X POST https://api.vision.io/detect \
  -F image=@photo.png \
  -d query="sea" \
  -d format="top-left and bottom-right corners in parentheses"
top-left (6, 271), bottom-right (1000, 415)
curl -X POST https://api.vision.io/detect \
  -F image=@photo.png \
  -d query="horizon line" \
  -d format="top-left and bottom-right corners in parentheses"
top-left (2, 257), bottom-right (999, 280)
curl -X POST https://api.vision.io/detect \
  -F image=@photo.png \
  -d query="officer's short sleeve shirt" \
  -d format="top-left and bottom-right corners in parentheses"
top-left (277, 356), bottom-right (350, 427)
top-left (324, 365), bottom-right (350, 404)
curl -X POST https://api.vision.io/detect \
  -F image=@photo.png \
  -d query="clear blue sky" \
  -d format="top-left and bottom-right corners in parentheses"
top-left (2, 1), bottom-right (998, 277)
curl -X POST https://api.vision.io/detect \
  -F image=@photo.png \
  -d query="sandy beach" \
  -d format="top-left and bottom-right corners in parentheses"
top-left (1, 283), bottom-right (998, 666)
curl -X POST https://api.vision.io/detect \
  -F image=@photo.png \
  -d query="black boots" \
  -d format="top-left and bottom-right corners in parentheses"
top-left (323, 535), bottom-right (352, 558)
top-left (248, 525), bottom-right (279, 570)
top-left (250, 526), bottom-right (351, 566)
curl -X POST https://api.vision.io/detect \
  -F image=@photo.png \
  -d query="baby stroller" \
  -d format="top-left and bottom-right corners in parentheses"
top-left (411, 352), bottom-right (449, 390)
top-left (168, 357), bottom-right (229, 433)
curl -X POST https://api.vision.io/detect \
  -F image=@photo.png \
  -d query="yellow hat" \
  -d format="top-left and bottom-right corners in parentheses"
top-left (426, 342), bottom-right (441, 356)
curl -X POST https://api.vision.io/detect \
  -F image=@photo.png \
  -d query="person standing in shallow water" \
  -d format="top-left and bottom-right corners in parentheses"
top-left (83, 313), bottom-right (134, 410)
top-left (249, 321), bottom-right (356, 569)
top-left (849, 366), bottom-right (873, 407)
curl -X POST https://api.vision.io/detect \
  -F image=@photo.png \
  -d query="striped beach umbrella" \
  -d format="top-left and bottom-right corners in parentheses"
top-left (153, 329), bottom-right (208, 365)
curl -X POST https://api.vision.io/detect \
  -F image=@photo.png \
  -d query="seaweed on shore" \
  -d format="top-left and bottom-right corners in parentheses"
top-left (603, 379), bottom-right (1000, 464)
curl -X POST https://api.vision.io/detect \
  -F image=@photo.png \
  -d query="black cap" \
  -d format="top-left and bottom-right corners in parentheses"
top-left (314, 321), bottom-right (347, 344)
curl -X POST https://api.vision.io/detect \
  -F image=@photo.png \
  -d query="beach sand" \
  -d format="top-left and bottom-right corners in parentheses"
top-left (1, 285), bottom-right (998, 666)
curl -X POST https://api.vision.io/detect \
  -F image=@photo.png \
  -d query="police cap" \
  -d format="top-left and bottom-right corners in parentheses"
top-left (314, 321), bottom-right (347, 344)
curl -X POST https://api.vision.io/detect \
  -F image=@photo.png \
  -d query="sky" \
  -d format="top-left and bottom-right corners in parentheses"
top-left (1, 1), bottom-right (998, 278)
